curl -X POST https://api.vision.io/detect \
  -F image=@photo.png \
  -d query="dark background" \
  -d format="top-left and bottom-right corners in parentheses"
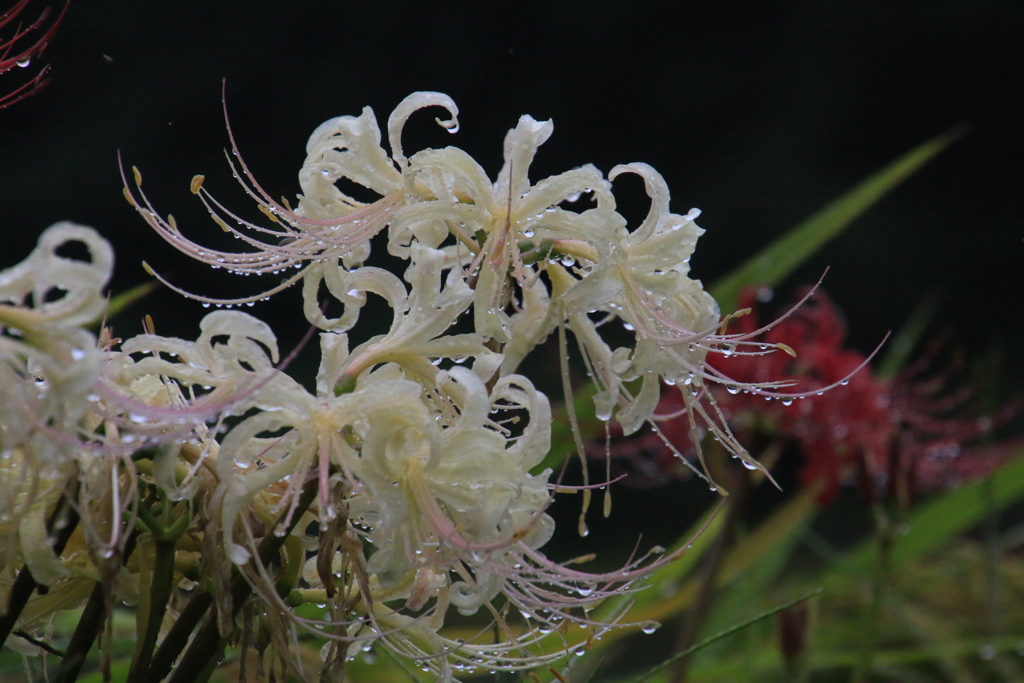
top-left (2, 1), bottom-right (1022, 544)
top-left (3, 0), bottom-right (1022, 350)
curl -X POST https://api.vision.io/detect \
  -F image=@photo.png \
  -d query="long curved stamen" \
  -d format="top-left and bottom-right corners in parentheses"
top-left (120, 141), bottom-right (400, 304)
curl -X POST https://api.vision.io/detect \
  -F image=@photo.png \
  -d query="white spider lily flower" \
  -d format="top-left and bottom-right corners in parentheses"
top-left (554, 165), bottom-right (717, 417)
top-left (0, 224), bottom-right (113, 590)
top-left (317, 244), bottom-right (486, 392)
top-left (396, 113), bottom-right (617, 343)
top-left (0, 223), bottom-right (111, 461)
top-left (0, 223), bottom-right (111, 449)
top-left (120, 92), bottom-right (459, 307)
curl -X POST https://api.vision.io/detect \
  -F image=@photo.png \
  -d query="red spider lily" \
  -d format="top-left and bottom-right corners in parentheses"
top-left (708, 287), bottom-right (891, 501)
top-left (0, 1), bottom-right (66, 110)
top-left (599, 287), bottom-right (1017, 505)
top-left (883, 343), bottom-right (1020, 502)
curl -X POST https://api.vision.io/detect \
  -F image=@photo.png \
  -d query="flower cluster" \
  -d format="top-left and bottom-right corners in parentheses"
top-left (2, 92), bottom-right (803, 680)
top-left (0, 223), bottom-right (114, 591)
top-left (0, 224), bottom-right (277, 646)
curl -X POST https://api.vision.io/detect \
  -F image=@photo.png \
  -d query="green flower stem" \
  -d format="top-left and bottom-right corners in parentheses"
top-left (128, 538), bottom-right (181, 682)
top-left (53, 531), bottom-right (139, 683)
top-left (13, 630), bottom-right (65, 657)
top-left (0, 481), bottom-right (80, 650)
top-left (853, 501), bottom-right (896, 683)
top-left (129, 495), bottom-right (193, 682)
top-left (670, 467), bottom-right (750, 683)
top-left (148, 473), bottom-right (319, 683)
top-left (982, 473), bottom-right (1006, 637)
top-left (275, 533), bottom-right (305, 596)
top-left (53, 583), bottom-right (106, 683)
top-left (143, 588), bottom-right (215, 683)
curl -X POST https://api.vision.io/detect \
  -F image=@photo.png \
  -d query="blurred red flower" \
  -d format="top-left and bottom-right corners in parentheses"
top-left (599, 288), bottom-right (1018, 504)
top-left (1, 1), bottom-right (66, 109)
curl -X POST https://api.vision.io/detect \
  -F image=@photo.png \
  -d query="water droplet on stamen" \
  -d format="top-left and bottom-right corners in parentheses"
top-left (641, 622), bottom-right (660, 635)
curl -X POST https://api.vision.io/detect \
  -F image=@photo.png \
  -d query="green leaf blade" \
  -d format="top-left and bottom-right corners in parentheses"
top-left (711, 126), bottom-right (966, 312)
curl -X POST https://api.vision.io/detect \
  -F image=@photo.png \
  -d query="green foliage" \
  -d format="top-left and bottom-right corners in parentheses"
top-left (711, 127), bottom-right (965, 312)
top-left (102, 280), bottom-right (160, 323)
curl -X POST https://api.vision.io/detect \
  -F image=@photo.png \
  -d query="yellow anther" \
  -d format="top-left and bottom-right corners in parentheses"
top-left (258, 203), bottom-right (280, 223)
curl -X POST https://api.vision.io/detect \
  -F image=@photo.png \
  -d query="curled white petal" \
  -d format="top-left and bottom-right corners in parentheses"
top-left (387, 91), bottom-right (460, 168)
